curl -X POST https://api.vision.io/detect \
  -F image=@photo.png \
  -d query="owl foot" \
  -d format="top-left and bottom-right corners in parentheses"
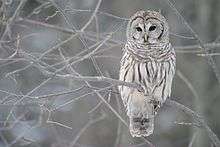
top-left (137, 83), bottom-right (149, 94)
top-left (149, 99), bottom-right (161, 115)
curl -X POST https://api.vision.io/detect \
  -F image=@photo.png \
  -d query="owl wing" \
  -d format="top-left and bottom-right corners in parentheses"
top-left (119, 57), bottom-right (156, 137)
top-left (151, 45), bottom-right (176, 105)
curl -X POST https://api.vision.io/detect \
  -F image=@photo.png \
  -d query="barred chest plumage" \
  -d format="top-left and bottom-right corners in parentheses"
top-left (119, 42), bottom-right (176, 115)
top-left (125, 41), bottom-right (175, 62)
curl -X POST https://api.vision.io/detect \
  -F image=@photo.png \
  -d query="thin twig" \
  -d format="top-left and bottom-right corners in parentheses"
top-left (177, 70), bottom-right (199, 101)
top-left (0, 0), bottom-right (27, 42)
top-left (113, 80), bottom-right (123, 147)
top-left (46, 110), bottom-right (72, 130)
top-left (69, 113), bottom-right (106, 147)
top-left (51, 85), bottom-right (114, 111)
top-left (174, 121), bottom-right (201, 128)
top-left (175, 42), bottom-right (220, 50)
top-left (27, 1), bottom-right (51, 18)
top-left (170, 32), bottom-right (195, 40)
top-left (64, 7), bottom-right (128, 20)
top-left (197, 53), bottom-right (220, 57)
top-left (188, 132), bottom-right (198, 147)
top-left (81, 0), bottom-right (102, 31)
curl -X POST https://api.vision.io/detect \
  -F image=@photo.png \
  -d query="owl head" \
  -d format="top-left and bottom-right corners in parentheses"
top-left (126, 10), bottom-right (169, 45)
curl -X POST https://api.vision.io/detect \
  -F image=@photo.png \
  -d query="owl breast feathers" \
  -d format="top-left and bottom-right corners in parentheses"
top-left (118, 10), bottom-right (176, 137)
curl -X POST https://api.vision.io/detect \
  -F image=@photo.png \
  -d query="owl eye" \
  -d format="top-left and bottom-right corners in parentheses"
top-left (136, 27), bottom-right (142, 32)
top-left (149, 25), bottom-right (156, 31)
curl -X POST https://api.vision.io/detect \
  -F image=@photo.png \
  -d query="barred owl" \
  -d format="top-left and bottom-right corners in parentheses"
top-left (119, 10), bottom-right (176, 137)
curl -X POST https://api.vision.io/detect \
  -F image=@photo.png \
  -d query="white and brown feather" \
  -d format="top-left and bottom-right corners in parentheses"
top-left (118, 10), bottom-right (176, 137)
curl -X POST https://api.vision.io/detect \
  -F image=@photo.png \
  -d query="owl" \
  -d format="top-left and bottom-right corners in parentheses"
top-left (118, 10), bottom-right (176, 137)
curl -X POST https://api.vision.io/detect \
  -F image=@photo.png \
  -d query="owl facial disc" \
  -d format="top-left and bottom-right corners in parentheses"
top-left (127, 10), bottom-right (169, 45)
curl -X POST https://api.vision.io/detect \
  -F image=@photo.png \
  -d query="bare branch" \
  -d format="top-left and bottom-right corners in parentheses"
top-left (0, 0), bottom-right (27, 42)
top-left (177, 70), bottom-right (199, 101)
top-left (197, 53), bottom-right (220, 57)
top-left (27, 1), bottom-right (51, 18)
top-left (166, 99), bottom-right (220, 147)
top-left (166, 0), bottom-right (220, 84)
top-left (170, 32), bottom-right (195, 40)
top-left (175, 42), bottom-right (220, 50)
top-left (64, 8), bottom-right (129, 20)
top-left (19, 18), bottom-right (220, 54)
top-left (188, 132), bottom-right (198, 147)
top-left (69, 113), bottom-right (106, 147)
top-left (46, 110), bottom-right (73, 130)
top-left (81, 0), bottom-right (102, 31)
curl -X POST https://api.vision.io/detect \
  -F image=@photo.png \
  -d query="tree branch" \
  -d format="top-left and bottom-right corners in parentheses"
top-left (166, 99), bottom-right (220, 147)
top-left (166, 0), bottom-right (220, 84)
top-left (19, 18), bottom-right (220, 52)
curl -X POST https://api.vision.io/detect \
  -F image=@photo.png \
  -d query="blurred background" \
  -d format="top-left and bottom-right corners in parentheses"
top-left (0, 0), bottom-right (220, 146)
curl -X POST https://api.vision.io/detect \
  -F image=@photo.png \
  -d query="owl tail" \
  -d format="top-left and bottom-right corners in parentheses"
top-left (129, 116), bottom-right (154, 137)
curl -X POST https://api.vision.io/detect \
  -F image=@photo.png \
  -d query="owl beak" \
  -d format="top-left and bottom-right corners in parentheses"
top-left (144, 34), bottom-right (149, 42)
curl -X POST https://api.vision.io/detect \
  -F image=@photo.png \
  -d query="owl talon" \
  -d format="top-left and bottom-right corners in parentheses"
top-left (137, 83), bottom-right (146, 93)
top-left (148, 99), bottom-right (161, 114)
